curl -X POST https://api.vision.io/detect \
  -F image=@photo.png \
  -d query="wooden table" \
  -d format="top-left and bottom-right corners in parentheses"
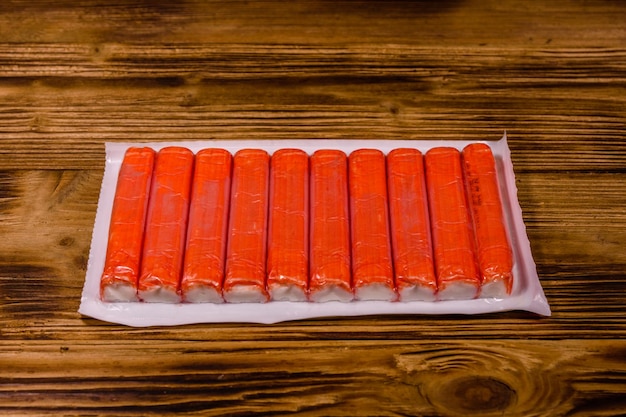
top-left (1, 1), bottom-right (625, 415)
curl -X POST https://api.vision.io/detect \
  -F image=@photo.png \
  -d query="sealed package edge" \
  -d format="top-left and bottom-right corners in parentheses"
top-left (80, 134), bottom-right (551, 327)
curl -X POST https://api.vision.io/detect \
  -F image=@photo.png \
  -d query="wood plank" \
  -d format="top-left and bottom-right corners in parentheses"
top-left (0, 1), bottom-right (624, 414)
top-left (0, 339), bottom-right (625, 415)
top-left (0, 45), bottom-right (624, 170)
top-left (0, 0), bottom-right (624, 46)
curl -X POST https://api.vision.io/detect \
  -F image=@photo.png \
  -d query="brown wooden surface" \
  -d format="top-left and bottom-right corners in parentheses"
top-left (1, 1), bottom-right (625, 415)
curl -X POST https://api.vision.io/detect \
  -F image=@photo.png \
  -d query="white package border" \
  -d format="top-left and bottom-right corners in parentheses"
top-left (79, 134), bottom-right (551, 326)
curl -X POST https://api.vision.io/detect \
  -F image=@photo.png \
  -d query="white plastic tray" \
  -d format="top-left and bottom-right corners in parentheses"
top-left (79, 134), bottom-right (551, 326)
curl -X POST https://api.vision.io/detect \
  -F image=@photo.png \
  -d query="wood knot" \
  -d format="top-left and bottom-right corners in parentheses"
top-left (449, 376), bottom-right (515, 412)
top-left (30, 115), bottom-right (47, 132)
top-left (394, 344), bottom-right (570, 415)
top-left (381, 100), bottom-right (400, 116)
top-left (91, 43), bottom-right (113, 63)
top-left (59, 236), bottom-right (75, 247)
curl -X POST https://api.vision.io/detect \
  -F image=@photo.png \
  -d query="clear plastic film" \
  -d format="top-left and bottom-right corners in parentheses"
top-left (425, 147), bottom-right (481, 300)
top-left (80, 134), bottom-right (551, 326)
top-left (386, 148), bottom-right (437, 301)
top-left (267, 149), bottom-right (310, 301)
top-left (223, 149), bottom-right (270, 303)
top-left (309, 150), bottom-right (353, 302)
top-left (462, 143), bottom-right (515, 297)
top-left (99, 147), bottom-right (155, 302)
top-left (181, 149), bottom-right (232, 303)
top-left (348, 149), bottom-right (395, 301)
top-left (137, 147), bottom-right (194, 303)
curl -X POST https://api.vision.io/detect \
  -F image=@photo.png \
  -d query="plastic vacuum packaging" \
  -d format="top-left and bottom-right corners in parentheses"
top-left (99, 147), bottom-right (155, 302)
top-left (386, 148), bottom-right (437, 301)
top-left (267, 149), bottom-right (310, 301)
top-left (181, 149), bottom-right (232, 303)
top-left (138, 147), bottom-right (194, 303)
top-left (309, 150), bottom-right (353, 302)
top-left (348, 149), bottom-right (396, 301)
top-left (80, 134), bottom-right (551, 326)
top-left (462, 143), bottom-right (515, 298)
top-left (425, 147), bottom-right (481, 301)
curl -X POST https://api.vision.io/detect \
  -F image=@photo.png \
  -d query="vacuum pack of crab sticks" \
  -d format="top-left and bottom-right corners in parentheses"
top-left (79, 134), bottom-right (550, 326)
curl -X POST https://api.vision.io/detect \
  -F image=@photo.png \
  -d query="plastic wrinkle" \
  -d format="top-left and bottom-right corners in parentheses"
top-left (79, 135), bottom-right (551, 326)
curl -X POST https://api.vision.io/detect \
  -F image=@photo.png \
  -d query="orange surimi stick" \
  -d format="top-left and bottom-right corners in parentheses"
top-left (267, 149), bottom-right (309, 301)
top-left (138, 147), bottom-right (194, 303)
top-left (348, 149), bottom-right (396, 301)
top-left (462, 143), bottom-right (514, 297)
top-left (223, 149), bottom-right (270, 303)
top-left (386, 148), bottom-right (437, 301)
top-left (181, 149), bottom-right (232, 303)
top-left (100, 147), bottom-right (155, 302)
top-left (425, 147), bottom-right (480, 300)
top-left (309, 150), bottom-right (353, 302)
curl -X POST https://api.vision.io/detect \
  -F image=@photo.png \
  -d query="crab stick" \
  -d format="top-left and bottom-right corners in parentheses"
top-left (100, 147), bottom-right (155, 302)
top-left (425, 147), bottom-right (480, 300)
top-left (462, 143), bottom-right (514, 298)
top-left (181, 149), bottom-right (232, 303)
top-left (387, 148), bottom-right (437, 301)
top-left (223, 149), bottom-right (270, 303)
top-left (138, 147), bottom-right (194, 303)
top-left (267, 149), bottom-right (309, 301)
top-left (348, 149), bottom-right (396, 301)
top-left (309, 150), bottom-right (353, 302)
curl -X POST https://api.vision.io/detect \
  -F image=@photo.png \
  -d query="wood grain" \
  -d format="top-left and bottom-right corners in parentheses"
top-left (0, 44), bottom-right (624, 170)
top-left (1, 0), bottom-right (625, 415)
top-left (0, 0), bottom-right (624, 46)
top-left (1, 340), bottom-right (625, 416)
